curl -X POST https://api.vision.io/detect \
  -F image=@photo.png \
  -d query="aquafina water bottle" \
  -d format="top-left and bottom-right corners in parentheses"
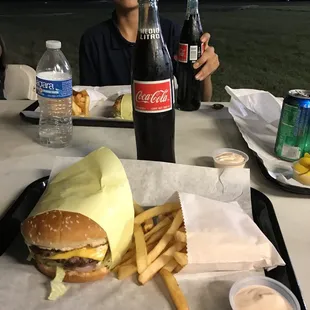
top-left (36, 40), bottom-right (73, 147)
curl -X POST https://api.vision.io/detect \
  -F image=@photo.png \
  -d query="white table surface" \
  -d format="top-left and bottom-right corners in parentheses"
top-left (0, 100), bottom-right (309, 307)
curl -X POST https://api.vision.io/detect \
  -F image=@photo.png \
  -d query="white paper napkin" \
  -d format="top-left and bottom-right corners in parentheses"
top-left (177, 191), bottom-right (285, 273)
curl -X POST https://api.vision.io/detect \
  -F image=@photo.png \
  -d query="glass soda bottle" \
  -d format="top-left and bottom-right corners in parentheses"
top-left (176, 0), bottom-right (203, 112)
top-left (132, 0), bottom-right (176, 163)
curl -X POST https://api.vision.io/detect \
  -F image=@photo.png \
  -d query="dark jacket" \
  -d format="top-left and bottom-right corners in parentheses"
top-left (79, 11), bottom-right (180, 86)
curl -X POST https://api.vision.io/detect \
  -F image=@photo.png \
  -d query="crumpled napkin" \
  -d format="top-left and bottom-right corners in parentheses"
top-left (225, 86), bottom-right (310, 188)
top-left (225, 86), bottom-right (282, 128)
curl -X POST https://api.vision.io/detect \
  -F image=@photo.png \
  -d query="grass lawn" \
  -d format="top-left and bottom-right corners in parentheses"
top-left (1, 2), bottom-right (310, 101)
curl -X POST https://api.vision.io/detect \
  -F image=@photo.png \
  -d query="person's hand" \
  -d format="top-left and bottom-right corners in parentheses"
top-left (194, 33), bottom-right (219, 81)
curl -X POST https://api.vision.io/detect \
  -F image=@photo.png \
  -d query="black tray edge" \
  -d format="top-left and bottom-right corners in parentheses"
top-left (254, 152), bottom-right (310, 196)
top-left (251, 188), bottom-right (306, 310)
top-left (0, 176), bottom-right (49, 256)
top-left (20, 100), bottom-right (134, 128)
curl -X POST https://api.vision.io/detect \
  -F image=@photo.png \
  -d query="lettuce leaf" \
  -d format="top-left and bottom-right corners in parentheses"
top-left (48, 266), bottom-right (69, 301)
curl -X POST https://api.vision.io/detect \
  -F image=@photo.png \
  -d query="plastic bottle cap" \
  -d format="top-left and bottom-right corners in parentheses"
top-left (46, 40), bottom-right (62, 49)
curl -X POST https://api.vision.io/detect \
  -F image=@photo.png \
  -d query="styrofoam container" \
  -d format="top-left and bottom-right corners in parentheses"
top-left (212, 148), bottom-right (249, 169)
top-left (229, 276), bottom-right (301, 310)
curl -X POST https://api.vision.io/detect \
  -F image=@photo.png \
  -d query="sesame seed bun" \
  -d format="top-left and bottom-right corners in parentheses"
top-left (36, 260), bottom-right (109, 283)
top-left (21, 211), bottom-right (107, 250)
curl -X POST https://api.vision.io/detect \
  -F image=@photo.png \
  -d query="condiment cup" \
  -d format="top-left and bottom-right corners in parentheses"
top-left (212, 148), bottom-right (249, 169)
top-left (229, 276), bottom-right (301, 310)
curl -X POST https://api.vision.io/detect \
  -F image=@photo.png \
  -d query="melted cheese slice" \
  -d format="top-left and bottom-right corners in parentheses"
top-left (48, 244), bottom-right (108, 261)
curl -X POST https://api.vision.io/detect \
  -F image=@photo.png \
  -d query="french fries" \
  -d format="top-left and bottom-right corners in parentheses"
top-left (118, 264), bottom-right (137, 280)
top-left (163, 258), bottom-right (178, 273)
top-left (134, 224), bottom-right (148, 274)
top-left (147, 210), bottom-right (184, 264)
top-left (173, 252), bottom-right (188, 267)
top-left (159, 269), bottom-right (189, 310)
top-left (115, 243), bottom-right (156, 275)
top-left (146, 226), bottom-right (169, 245)
top-left (72, 90), bottom-right (90, 117)
top-left (175, 230), bottom-right (187, 243)
top-left (133, 201), bottom-right (155, 234)
top-left (144, 217), bottom-right (171, 241)
top-left (174, 264), bottom-right (184, 273)
top-left (134, 203), bottom-right (180, 225)
top-left (138, 242), bottom-right (185, 284)
top-left (113, 202), bottom-right (189, 310)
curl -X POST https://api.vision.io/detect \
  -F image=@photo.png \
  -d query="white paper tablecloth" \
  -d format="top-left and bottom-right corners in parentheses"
top-left (0, 97), bottom-right (309, 308)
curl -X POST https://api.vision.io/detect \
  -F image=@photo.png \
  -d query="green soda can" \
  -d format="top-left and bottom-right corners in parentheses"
top-left (275, 89), bottom-right (310, 162)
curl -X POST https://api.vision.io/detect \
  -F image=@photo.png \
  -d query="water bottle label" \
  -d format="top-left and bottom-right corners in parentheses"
top-left (133, 79), bottom-right (172, 113)
top-left (36, 77), bottom-right (72, 99)
top-left (178, 43), bottom-right (188, 63)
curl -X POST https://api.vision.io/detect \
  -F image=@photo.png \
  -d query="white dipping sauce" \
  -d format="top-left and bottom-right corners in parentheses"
top-left (234, 285), bottom-right (293, 310)
top-left (215, 152), bottom-right (245, 165)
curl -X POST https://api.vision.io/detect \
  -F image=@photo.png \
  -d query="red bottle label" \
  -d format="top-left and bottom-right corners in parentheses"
top-left (178, 43), bottom-right (188, 63)
top-left (133, 79), bottom-right (172, 113)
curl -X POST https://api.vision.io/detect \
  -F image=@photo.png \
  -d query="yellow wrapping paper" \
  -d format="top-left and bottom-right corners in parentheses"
top-left (28, 147), bottom-right (134, 268)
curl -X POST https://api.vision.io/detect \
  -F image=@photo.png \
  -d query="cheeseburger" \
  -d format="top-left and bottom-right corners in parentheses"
top-left (21, 210), bottom-right (110, 283)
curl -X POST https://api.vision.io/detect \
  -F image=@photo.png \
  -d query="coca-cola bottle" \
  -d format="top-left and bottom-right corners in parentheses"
top-left (132, 0), bottom-right (176, 163)
top-left (176, 0), bottom-right (203, 111)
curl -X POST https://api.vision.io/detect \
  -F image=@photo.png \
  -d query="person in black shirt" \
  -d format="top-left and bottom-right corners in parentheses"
top-left (79, 0), bottom-right (219, 101)
top-left (0, 36), bottom-right (6, 100)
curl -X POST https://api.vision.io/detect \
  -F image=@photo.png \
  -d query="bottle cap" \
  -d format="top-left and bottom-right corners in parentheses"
top-left (46, 40), bottom-right (62, 49)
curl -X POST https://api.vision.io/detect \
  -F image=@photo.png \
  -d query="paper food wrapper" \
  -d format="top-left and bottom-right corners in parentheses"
top-left (28, 147), bottom-right (134, 267)
top-left (73, 86), bottom-right (107, 110)
top-left (225, 86), bottom-right (310, 189)
top-left (176, 192), bottom-right (284, 273)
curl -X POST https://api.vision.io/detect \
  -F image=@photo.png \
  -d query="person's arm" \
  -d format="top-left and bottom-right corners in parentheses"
top-left (202, 75), bottom-right (212, 102)
top-left (79, 34), bottom-right (100, 86)
top-left (194, 33), bottom-right (219, 102)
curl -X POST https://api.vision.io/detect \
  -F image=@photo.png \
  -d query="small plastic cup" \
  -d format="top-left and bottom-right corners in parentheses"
top-left (212, 148), bottom-right (249, 169)
top-left (229, 276), bottom-right (301, 310)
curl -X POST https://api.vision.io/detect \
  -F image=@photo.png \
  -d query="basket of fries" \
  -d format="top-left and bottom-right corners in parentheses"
top-left (72, 90), bottom-right (91, 117)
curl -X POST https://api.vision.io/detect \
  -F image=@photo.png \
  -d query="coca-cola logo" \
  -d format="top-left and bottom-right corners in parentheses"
top-left (133, 79), bottom-right (172, 113)
top-left (136, 90), bottom-right (168, 104)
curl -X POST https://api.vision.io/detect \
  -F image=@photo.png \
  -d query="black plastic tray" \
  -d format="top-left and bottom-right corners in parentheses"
top-left (20, 100), bottom-right (134, 128)
top-left (255, 153), bottom-right (310, 196)
top-left (0, 176), bottom-right (306, 309)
